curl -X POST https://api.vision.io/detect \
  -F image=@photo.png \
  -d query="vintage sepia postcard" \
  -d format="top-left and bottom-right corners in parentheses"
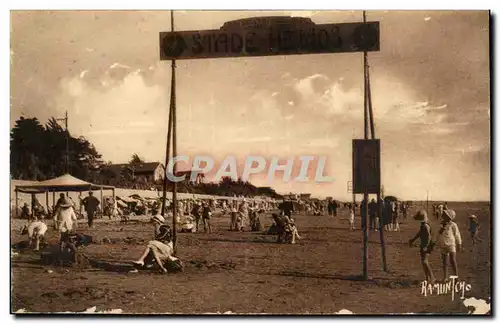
top-left (10, 10), bottom-right (491, 315)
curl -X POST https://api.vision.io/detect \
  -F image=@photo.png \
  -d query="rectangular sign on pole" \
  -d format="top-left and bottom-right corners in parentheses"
top-left (352, 139), bottom-right (381, 194)
top-left (160, 21), bottom-right (380, 60)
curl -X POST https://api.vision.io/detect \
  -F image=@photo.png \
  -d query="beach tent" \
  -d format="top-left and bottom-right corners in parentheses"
top-left (14, 174), bottom-right (115, 218)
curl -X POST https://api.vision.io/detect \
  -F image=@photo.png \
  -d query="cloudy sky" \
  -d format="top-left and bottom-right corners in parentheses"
top-left (10, 10), bottom-right (490, 201)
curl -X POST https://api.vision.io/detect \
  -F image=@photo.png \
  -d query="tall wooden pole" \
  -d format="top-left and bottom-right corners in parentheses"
top-left (362, 10), bottom-right (369, 281)
top-left (45, 191), bottom-right (49, 217)
top-left (161, 91), bottom-right (174, 216)
top-left (15, 190), bottom-right (18, 219)
top-left (52, 191), bottom-right (55, 215)
top-left (170, 10), bottom-right (178, 252)
top-left (65, 111), bottom-right (69, 174)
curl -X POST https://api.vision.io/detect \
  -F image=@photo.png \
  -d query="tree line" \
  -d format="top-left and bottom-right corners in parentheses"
top-left (10, 116), bottom-right (281, 199)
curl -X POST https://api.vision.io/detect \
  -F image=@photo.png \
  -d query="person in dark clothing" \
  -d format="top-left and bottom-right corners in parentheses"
top-left (202, 202), bottom-right (212, 233)
top-left (82, 192), bottom-right (100, 228)
top-left (332, 200), bottom-right (338, 217)
top-left (279, 199), bottom-right (294, 217)
top-left (360, 199), bottom-right (367, 230)
top-left (409, 210), bottom-right (436, 283)
top-left (327, 201), bottom-right (334, 216)
top-left (368, 199), bottom-right (378, 230)
top-left (191, 202), bottom-right (202, 232)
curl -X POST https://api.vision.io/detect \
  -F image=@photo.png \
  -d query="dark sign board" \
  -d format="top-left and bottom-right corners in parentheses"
top-left (352, 139), bottom-right (381, 194)
top-left (160, 20), bottom-right (380, 60)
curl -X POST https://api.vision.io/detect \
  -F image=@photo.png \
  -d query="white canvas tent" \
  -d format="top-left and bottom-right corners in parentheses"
top-left (14, 174), bottom-right (115, 218)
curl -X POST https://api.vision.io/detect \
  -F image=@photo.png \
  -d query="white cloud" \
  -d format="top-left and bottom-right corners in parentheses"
top-left (79, 70), bottom-right (88, 79)
top-left (424, 17), bottom-right (432, 21)
top-left (109, 62), bottom-right (130, 69)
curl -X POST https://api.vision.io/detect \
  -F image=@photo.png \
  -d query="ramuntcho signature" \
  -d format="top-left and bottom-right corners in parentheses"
top-left (421, 275), bottom-right (472, 301)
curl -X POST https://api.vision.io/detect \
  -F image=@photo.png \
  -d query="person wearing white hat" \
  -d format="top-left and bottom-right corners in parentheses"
top-left (133, 214), bottom-right (177, 273)
top-left (468, 214), bottom-right (481, 245)
top-left (53, 197), bottom-right (78, 260)
top-left (437, 209), bottom-right (462, 281)
top-left (409, 210), bottom-right (436, 283)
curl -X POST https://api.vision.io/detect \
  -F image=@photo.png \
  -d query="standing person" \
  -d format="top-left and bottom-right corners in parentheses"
top-left (53, 197), bottom-right (78, 261)
top-left (437, 209), bottom-right (462, 281)
top-left (468, 215), bottom-right (481, 245)
top-left (237, 200), bottom-right (248, 231)
top-left (230, 200), bottom-right (238, 231)
top-left (360, 199), bottom-right (367, 231)
top-left (391, 201), bottom-right (400, 232)
top-left (191, 202), bottom-right (202, 232)
top-left (332, 200), bottom-right (338, 217)
top-left (436, 203), bottom-right (444, 220)
top-left (21, 203), bottom-right (32, 221)
top-left (327, 200), bottom-right (334, 217)
top-left (348, 205), bottom-right (355, 231)
top-left (402, 202), bottom-right (408, 220)
top-left (409, 210), bottom-right (436, 284)
top-left (202, 201), bottom-right (212, 233)
top-left (82, 191), bottom-right (100, 228)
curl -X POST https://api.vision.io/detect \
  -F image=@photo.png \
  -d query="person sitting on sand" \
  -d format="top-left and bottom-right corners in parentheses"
top-left (283, 216), bottom-right (301, 244)
top-left (133, 215), bottom-right (179, 273)
top-left (180, 213), bottom-right (196, 233)
top-left (409, 210), bottom-right (436, 284)
top-left (20, 217), bottom-right (48, 251)
top-left (437, 209), bottom-right (462, 281)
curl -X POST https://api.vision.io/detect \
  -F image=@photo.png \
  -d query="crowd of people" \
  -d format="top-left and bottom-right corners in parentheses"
top-left (15, 192), bottom-right (483, 279)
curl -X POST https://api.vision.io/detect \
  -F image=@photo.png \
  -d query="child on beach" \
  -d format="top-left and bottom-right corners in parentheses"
top-left (409, 210), bottom-right (436, 283)
top-left (437, 209), bottom-right (462, 281)
top-left (468, 214), bottom-right (481, 245)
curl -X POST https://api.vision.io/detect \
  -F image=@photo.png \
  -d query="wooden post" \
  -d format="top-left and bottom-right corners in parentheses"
top-left (378, 192), bottom-right (388, 272)
top-left (169, 10), bottom-right (178, 252)
top-left (160, 82), bottom-right (174, 216)
top-left (100, 188), bottom-right (104, 218)
top-left (362, 193), bottom-right (369, 280)
top-left (31, 193), bottom-right (36, 219)
top-left (52, 191), bottom-right (55, 214)
top-left (15, 189), bottom-right (18, 219)
top-left (45, 191), bottom-right (49, 216)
